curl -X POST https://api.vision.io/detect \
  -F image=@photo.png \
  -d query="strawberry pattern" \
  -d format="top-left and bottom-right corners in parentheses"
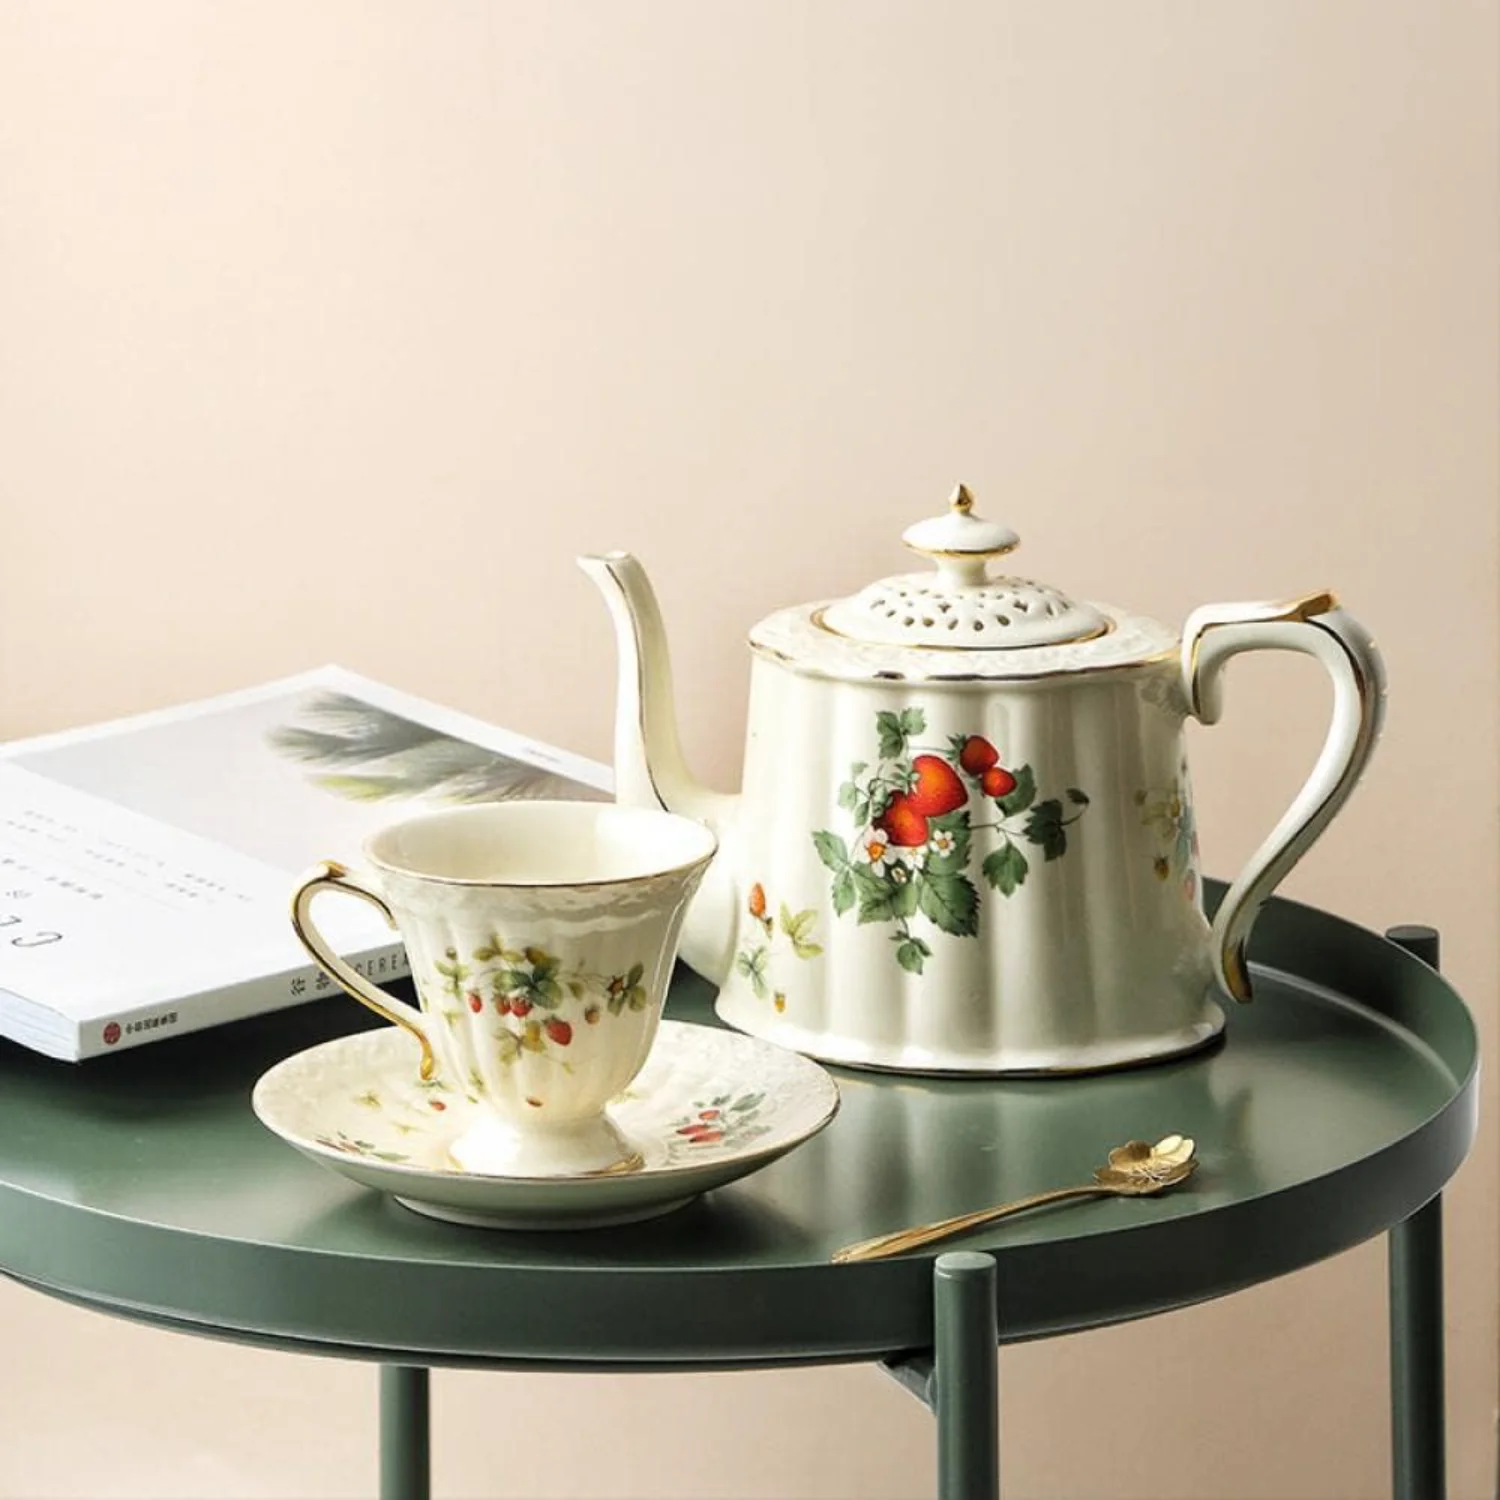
top-left (733, 884), bottom-right (821, 1014)
top-left (431, 942), bottom-right (649, 1065)
top-left (313, 1130), bottom-right (410, 1163)
top-left (668, 1091), bottom-right (769, 1152)
top-left (813, 708), bottom-right (1089, 974)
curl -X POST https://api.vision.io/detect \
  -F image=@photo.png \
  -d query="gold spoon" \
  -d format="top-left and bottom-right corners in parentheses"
top-left (831, 1134), bottom-right (1198, 1265)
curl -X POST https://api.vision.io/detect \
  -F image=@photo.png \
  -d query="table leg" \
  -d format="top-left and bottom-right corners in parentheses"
top-left (1385, 923), bottom-right (1446, 1500)
top-left (934, 1250), bottom-right (1000, 1500)
top-left (1389, 1195), bottom-right (1446, 1500)
top-left (380, 1365), bottom-right (431, 1500)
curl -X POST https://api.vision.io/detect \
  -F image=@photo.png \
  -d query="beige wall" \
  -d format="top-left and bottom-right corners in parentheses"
top-left (1, 2), bottom-right (1496, 1496)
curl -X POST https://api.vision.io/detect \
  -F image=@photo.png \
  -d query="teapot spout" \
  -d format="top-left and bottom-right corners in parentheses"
top-left (576, 552), bottom-right (736, 827)
top-left (578, 551), bottom-right (740, 984)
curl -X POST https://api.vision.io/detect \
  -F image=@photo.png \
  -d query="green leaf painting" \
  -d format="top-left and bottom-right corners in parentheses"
top-left (981, 843), bottom-right (1029, 896)
top-left (875, 707), bottom-right (926, 760)
top-left (1023, 799), bottom-right (1069, 861)
top-left (895, 935), bottom-right (932, 974)
top-left (917, 872), bottom-right (979, 938)
top-left (812, 830), bottom-right (850, 872)
top-left (778, 903), bottom-right (823, 959)
top-left (733, 884), bottom-right (825, 1012)
top-left (735, 945), bottom-right (771, 1000)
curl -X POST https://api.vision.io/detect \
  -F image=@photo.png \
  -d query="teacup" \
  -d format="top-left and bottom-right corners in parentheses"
top-left (289, 800), bottom-right (717, 1178)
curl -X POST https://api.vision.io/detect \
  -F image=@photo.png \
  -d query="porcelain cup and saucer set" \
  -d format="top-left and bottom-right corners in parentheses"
top-left (256, 484), bottom-right (1384, 1231)
top-left (257, 800), bottom-right (841, 1229)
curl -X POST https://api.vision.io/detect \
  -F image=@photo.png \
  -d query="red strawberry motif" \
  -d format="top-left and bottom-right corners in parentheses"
top-left (543, 1018), bottom-right (573, 1047)
top-left (467, 992), bottom-right (483, 1014)
top-left (748, 883), bottom-right (767, 918)
top-left (693, 1130), bottom-right (724, 1145)
top-left (698, 1108), bottom-right (721, 1120)
top-left (875, 792), bottom-right (929, 847)
top-left (981, 766), bottom-right (1018, 800)
top-left (958, 736), bottom-right (1000, 776)
top-left (906, 755), bottom-right (967, 817)
top-left (510, 998), bottom-right (533, 1018)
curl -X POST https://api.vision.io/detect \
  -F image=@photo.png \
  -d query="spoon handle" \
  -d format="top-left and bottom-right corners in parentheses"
top-left (831, 1183), bottom-right (1112, 1264)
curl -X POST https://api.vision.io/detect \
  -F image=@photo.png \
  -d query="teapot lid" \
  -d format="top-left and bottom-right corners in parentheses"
top-left (820, 485), bottom-right (1109, 650)
top-left (748, 483), bottom-right (1180, 682)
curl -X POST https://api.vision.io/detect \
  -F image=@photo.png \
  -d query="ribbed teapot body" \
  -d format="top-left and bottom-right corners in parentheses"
top-left (714, 650), bottom-right (1224, 1074)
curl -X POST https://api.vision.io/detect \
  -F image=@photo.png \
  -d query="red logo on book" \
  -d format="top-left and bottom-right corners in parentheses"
top-left (103, 1022), bottom-right (121, 1046)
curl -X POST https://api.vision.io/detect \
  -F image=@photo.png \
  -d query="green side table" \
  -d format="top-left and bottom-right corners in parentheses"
top-left (0, 893), bottom-right (1478, 1500)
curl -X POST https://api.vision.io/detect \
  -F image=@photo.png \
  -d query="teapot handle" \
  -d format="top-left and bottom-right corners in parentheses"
top-left (1181, 592), bottom-right (1386, 1002)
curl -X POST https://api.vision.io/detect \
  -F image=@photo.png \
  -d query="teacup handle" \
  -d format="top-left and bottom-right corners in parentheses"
top-left (289, 860), bottom-right (437, 1080)
top-left (1182, 592), bottom-right (1386, 1004)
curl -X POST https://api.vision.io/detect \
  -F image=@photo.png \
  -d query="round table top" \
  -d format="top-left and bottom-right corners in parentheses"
top-left (0, 893), bottom-right (1478, 1370)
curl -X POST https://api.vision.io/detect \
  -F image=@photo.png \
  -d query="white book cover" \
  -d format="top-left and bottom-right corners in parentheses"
top-left (0, 667), bottom-right (612, 1061)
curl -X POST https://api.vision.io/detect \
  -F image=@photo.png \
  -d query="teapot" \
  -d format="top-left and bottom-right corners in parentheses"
top-left (579, 485), bottom-right (1384, 1075)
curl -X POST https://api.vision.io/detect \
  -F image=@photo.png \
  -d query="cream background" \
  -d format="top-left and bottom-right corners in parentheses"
top-left (0, 2), bottom-right (1495, 1497)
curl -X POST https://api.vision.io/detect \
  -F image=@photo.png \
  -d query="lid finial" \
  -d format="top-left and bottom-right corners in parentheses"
top-left (902, 486), bottom-right (1019, 574)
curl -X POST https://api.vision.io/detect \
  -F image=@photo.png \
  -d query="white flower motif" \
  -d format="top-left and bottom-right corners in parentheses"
top-left (862, 837), bottom-right (893, 875)
top-left (929, 829), bottom-right (957, 857)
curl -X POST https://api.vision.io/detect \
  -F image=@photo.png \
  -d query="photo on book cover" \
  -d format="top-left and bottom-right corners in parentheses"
top-left (8, 679), bottom-right (608, 872)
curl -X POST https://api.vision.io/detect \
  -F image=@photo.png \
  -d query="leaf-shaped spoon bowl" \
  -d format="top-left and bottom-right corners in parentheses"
top-left (832, 1134), bottom-right (1198, 1264)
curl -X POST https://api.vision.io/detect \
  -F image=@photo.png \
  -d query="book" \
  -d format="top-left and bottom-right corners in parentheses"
top-left (0, 667), bottom-right (612, 1061)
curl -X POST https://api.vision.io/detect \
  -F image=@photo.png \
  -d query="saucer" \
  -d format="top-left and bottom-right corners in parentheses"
top-left (251, 1020), bottom-right (840, 1230)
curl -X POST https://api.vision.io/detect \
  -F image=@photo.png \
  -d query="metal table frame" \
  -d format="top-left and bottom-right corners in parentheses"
top-left (0, 914), bottom-right (1475, 1500)
top-left (370, 925), bottom-right (1454, 1500)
